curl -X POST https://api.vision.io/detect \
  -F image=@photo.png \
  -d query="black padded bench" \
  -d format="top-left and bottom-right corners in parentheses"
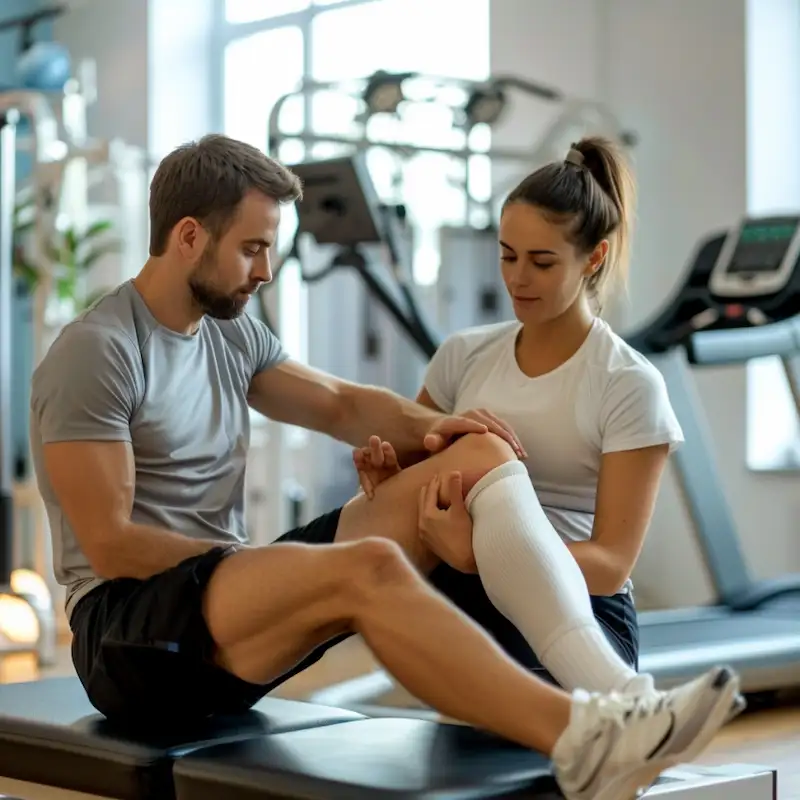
top-left (173, 717), bottom-right (557, 799)
top-left (0, 677), bottom-right (364, 799)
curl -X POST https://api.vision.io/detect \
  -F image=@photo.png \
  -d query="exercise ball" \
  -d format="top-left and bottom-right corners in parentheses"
top-left (16, 41), bottom-right (71, 92)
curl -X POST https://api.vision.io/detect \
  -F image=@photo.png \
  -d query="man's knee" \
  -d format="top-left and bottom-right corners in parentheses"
top-left (342, 537), bottom-right (420, 608)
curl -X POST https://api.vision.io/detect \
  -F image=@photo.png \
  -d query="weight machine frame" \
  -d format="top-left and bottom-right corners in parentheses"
top-left (257, 153), bottom-right (441, 361)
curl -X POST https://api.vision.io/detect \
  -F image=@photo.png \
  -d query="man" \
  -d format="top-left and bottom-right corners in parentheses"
top-left (29, 134), bottom-right (739, 800)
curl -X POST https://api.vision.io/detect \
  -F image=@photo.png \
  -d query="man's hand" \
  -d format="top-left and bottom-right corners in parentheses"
top-left (418, 472), bottom-right (478, 573)
top-left (353, 435), bottom-right (402, 499)
top-left (423, 408), bottom-right (527, 460)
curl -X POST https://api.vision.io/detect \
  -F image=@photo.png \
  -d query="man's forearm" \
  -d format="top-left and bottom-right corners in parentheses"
top-left (97, 522), bottom-right (242, 581)
top-left (333, 383), bottom-right (443, 464)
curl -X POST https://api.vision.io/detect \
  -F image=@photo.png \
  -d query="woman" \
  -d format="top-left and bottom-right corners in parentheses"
top-left (356, 136), bottom-right (684, 698)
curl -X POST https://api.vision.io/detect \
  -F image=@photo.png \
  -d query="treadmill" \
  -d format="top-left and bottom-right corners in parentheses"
top-left (628, 214), bottom-right (800, 692)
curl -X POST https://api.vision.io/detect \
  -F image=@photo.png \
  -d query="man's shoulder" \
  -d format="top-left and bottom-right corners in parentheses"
top-left (34, 285), bottom-right (143, 384)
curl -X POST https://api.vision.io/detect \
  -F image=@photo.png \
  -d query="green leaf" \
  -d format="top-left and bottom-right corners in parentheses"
top-left (64, 228), bottom-right (78, 254)
top-left (55, 276), bottom-right (75, 300)
top-left (83, 220), bottom-right (113, 240)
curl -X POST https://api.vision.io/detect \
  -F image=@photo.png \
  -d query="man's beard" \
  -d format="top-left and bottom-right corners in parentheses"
top-left (188, 246), bottom-right (250, 320)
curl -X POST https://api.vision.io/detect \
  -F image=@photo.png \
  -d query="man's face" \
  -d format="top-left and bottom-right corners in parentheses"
top-left (188, 191), bottom-right (281, 320)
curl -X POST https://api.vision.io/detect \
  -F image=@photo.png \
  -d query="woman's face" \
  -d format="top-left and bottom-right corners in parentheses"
top-left (499, 202), bottom-right (605, 324)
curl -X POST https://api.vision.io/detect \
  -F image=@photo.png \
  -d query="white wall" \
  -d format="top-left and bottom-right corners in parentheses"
top-left (492, 0), bottom-right (800, 608)
top-left (53, 0), bottom-right (149, 149)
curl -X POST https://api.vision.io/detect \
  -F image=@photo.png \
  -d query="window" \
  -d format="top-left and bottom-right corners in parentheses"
top-left (225, 0), bottom-right (309, 23)
top-left (743, 0), bottom-right (800, 470)
top-left (309, 0), bottom-right (491, 283)
top-left (219, 0), bottom-right (491, 338)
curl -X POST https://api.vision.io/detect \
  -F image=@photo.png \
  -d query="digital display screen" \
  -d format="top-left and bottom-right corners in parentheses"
top-left (727, 220), bottom-right (798, 274)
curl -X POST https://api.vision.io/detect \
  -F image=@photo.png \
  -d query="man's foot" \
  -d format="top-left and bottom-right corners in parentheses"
top-left (552, 665), bottom-right (742, 800)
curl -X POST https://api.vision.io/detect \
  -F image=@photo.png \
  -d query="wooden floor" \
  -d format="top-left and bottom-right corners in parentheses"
top-left (12, 638), bottom-right (800, 798)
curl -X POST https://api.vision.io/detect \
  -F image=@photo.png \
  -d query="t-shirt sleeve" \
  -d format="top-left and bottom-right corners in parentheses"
top-left (30, 323), bottom-right (141, 444)
top-left (238, 313), bottom-right (289, 375)
top-left (600, 363), bottom-right (685, 454)
top-left (421, 334), bottom-right (466, 413)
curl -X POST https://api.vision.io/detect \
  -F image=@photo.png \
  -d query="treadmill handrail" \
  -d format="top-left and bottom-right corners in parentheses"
top-left (724, 575), bottom-right (800, 612)
top-left (688, 316), bottom-right (800, 365)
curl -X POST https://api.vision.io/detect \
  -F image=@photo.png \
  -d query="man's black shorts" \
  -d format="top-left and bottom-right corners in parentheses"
top-left (71, 505), bottom-right (639, 724)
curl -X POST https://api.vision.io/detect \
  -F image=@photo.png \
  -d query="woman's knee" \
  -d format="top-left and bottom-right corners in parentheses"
top-left (438, 432), bottom-right (518, 495)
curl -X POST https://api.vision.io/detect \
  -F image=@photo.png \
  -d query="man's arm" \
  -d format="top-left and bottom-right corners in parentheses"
top-left (43, 440), bottom-right (239, 580)
top-left (248, 360), bottom-right (447, 463)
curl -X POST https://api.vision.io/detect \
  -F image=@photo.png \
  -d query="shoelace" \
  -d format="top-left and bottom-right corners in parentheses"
top-left (582, 689), bottom-right (670, 732)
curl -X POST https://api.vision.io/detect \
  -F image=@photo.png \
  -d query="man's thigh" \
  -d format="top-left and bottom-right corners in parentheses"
top-left (71, 545), bottom-right (269, 724)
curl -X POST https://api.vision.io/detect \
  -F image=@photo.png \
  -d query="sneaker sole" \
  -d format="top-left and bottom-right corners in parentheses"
top-left (593, 667), bottom-right (742, 800)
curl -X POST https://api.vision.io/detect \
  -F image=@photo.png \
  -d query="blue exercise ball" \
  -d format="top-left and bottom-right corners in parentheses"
top-left (16, 41), bottom-right (72, 92)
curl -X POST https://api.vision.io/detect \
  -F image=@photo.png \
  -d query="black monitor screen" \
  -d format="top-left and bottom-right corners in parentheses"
top-left (726, 220), bottom-right (799, 274)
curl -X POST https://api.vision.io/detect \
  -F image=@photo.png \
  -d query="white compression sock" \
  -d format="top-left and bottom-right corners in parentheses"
top-left (466, 461), bottom-right (652, 694)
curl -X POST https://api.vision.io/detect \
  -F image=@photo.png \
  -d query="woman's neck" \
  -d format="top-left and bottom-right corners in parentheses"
top-left (515, 297), bottom-right (596, 378)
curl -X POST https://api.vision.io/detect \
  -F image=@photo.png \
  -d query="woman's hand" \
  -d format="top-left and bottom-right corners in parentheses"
top-left (353, 436), bottom-right (401, 499)
top-left (417, 472), bottom-right (478, 573)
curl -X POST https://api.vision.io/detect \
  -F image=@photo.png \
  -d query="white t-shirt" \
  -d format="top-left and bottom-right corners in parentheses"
top-left (423, 317), bottom-right (684, 554)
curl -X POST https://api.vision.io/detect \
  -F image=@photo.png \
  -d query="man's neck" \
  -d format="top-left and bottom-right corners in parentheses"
top-left (133, 258), bottom-right (203, 335)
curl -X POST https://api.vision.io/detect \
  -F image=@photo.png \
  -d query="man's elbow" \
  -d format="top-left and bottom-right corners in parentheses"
top-left (81, 525), bottom-right (131, 580)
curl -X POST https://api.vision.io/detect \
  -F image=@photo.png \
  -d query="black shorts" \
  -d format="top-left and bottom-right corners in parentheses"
top-left (71, 506), bottom-right (638, 725)
top-left (70, 509), bottom-right (345, 726)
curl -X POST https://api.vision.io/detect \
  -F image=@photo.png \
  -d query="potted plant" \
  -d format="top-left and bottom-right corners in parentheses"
top-left (13, 197), bottom-right (120, 319)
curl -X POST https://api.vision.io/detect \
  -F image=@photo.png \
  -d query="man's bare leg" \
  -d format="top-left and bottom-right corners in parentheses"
top-left (204, 536), bottom-right (569, 755)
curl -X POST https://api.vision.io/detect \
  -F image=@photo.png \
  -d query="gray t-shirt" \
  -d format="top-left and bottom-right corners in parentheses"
top-left (29, 280), bottom-right (288, 618)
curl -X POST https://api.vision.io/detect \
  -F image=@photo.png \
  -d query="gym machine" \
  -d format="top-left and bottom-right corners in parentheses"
top-left (0, 157), bottom-right (777, 800)
top-left (627, 214), bottom-right (800, 692)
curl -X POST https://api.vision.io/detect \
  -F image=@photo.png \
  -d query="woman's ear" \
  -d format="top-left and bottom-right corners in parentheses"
top-left (584, 239), bottom-right (609, 277)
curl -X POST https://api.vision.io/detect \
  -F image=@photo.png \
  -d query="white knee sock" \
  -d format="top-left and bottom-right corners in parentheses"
top-left (466, 461), bottom-right (652, 694)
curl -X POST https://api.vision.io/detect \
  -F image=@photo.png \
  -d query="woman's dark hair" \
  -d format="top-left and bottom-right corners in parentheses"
top-left (502, 135), bottom-right (636, 309)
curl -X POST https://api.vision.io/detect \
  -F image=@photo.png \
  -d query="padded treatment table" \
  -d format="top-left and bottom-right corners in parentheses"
top-left (174, 717), bottom-right (556, 799)
top-left (0, 677), bottom-right (364, 800)
top-left (173, 717), bottom-right (779, 800)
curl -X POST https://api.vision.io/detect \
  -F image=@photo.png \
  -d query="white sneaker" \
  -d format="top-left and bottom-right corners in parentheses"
top-left (625, 669), bottom-right (744, 724)
top-left (552, 665), bottom-right (743, 800)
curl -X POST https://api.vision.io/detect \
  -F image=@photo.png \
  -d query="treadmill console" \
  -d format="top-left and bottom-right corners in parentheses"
top-left (709, 215), bottom-right (800, 298)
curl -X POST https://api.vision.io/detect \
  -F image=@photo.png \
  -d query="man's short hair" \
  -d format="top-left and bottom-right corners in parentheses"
top-left (149, 134), bottom-right (303, 255)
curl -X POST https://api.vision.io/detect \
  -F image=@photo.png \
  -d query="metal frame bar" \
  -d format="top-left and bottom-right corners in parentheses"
top-left (649, 348), bottom-right (754, 604)
top-left (0, 112), bottom-right (17, 586)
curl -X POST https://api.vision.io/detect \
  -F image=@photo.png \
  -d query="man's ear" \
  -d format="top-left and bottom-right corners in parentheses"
top-left (173, 217), bottom-right (209, 260)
